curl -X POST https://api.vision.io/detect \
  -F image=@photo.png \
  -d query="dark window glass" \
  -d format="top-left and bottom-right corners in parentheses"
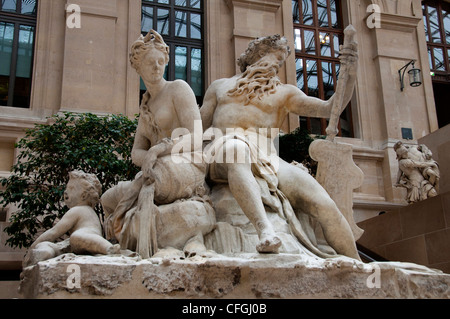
top-left (322, 61), bottom-right (334, 100)
top-left (434, 46), bottom-right (445, 70)
top-left (295, 58), bottom-right (304, 90)
top-left (0, 22), bottom-right (13, 105)
top-left (304, 29), bottom-right (315, 55)
top-left (1, 0), bottom-right (16, 13)
top-left (21, 0), bottom-right (37, 15)
top-left (157, 8), bottom-right (169, 35)
top-left (141, 0), bottom-right (204, 104)
top-left (317, 0), bottom-right (329, 27)
top-left (142, 6), bottom-right (153, 33)
top-left (175, 10), bottom-right (187, 37)
top-left (0, 0), bottom-right (37, 108)
top-left (423, 0), bottom-right (450, 73)
top-left (175, 0), bottom-right (187, 7)
top-left (443, 7), bottom-right (450, 44)
top-left (306, 59), bottom-right (319, 98)
top-left (292, 0), bottom-right (353, 137)
top-left (190, 47), bottom-right (202, 96)
top-left (333, 34), bottom-right (340, 58)
top-left (0, 22), bottom-right (13, 77)
top-left (424, 7), bottom-right (430, 42)
top-left (429, 6), bottom-right (442, 43)
top-left (190, 0), bottom-right (200, 9)
top-left (191, 13), bottom-right (201, 39)
top-left (302, 0), bottom-right (314, 25)
top-left (330, 0), bottom-right (338, 28)
top-left (175, 45), bottom-right (187, 80)
top-left (428, 46), bottom-right (433, 68)
top-left (319, 32), bottom-right (331, 57)
top-left (292, 0), bottom-right (300, 24)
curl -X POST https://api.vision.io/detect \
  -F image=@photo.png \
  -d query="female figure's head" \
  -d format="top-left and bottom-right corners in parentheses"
top-left (130, 30), bottom-right (170, 85)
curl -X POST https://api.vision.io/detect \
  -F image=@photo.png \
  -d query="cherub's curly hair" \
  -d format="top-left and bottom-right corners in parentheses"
top-left (68, 170), bottom-right (102, 207)
top-left (236, 34), bottom-right (291, 73)
top-left (130, 29), bottom-right (170, 71)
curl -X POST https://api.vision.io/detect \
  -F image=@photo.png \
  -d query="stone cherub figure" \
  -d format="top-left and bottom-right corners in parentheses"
top-left (394, 141), bottom-right (439, 203)
top-left (101, 30), bottom-right (214, 259)
top-left (200, 31), bottom-right (361, 260)
top-left (23, 170), bottom-right (120, 267)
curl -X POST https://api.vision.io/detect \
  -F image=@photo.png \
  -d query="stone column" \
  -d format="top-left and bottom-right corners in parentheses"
top-left (367, 0), bottom-right (438, 202)
top-left (60, 0), bottom-right (141, 116)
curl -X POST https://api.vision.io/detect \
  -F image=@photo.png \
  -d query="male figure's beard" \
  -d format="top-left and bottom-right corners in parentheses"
top-left (228, 59), bottom-right (281, 105)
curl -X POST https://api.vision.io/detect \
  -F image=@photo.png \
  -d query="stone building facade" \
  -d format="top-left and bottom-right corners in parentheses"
top-left (0, 0), bottom-right (448, 272)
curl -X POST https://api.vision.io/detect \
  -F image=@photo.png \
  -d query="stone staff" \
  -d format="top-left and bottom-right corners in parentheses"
top-left (325, 24), bottom-right (357, 141)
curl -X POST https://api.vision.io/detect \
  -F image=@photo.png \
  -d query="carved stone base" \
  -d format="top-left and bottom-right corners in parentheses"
top-left (309, 139), bottom-right (365, 241)
top-left (19, 253), bottom-right (450, 299)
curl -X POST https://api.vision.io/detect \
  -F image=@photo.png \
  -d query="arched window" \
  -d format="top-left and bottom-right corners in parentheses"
top-left (141, 0), bottom-right (204, 105)
top-left (0, 0), bottom-right (37, 108)
top-left (292, 0), bottom-right (353, 137)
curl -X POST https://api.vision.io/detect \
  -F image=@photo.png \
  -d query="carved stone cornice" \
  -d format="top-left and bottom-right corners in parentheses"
top-left (379, 12), bottom-right (421, 33)
top-left (225, 0), bottom-right (283, 13)
top-left (65, 0), bottom-right (118, 21)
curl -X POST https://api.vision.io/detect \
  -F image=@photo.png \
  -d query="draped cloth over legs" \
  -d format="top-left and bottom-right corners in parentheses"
top-left (102, 153), bottom-right (208, 257)
top-left (206, 132), bottom-right (338, 258)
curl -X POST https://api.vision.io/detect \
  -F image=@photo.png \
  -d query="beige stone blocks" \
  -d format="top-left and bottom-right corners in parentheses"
top-left (358, 191), bottom-right (450, 273)
top-left (0, 141), bottom-right (15, 172)
top-left (419, 124), bottom-right (450, 194)
top-left (0, 222), bottom-right (25, 270)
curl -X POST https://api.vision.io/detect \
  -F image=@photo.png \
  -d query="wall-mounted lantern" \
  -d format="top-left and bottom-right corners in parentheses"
top-left (398, 60), bottom-right (422, 91)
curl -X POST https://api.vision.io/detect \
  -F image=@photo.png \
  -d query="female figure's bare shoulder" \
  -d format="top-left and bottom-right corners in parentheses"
top-left (166, 80), bottom-right (197, 101)
top-left (170, 79), bottom-right (191, 89)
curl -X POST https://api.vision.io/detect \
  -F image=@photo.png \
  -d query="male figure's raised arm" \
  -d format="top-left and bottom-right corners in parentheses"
top-left (284, 84), bottom-right (334, 119)
top-left (284, 40), bottom-right (357, 120)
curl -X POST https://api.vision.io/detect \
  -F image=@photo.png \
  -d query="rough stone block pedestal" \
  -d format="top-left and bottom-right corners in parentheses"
top-left (19, 253), bottom-right (450, 299)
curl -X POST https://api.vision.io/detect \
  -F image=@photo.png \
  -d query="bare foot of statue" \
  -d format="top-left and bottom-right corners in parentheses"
top-left (183, 233), bottom-right (209, 258)
top-left (152, 247), bottom-right (185, 260)
top-left (107, 244), bottom-right (121, 255)
top-left (256, 233), bottom-right (281, 254)
top-left (184, 241), bottom-right (207, 258)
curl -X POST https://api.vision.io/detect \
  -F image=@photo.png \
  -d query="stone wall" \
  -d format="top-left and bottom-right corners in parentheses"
top-left (419, 123), bottom-right (450, 194)
top-left (357, 191), bottom-right (450, 273)
top-left (0, 221), bottom-right (25, 271)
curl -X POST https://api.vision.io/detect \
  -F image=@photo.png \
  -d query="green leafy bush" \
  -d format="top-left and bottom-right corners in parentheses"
top-left (0, 112), bottom-right (139, 249)
top-left (278, 127), bottom-right (321, 176)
